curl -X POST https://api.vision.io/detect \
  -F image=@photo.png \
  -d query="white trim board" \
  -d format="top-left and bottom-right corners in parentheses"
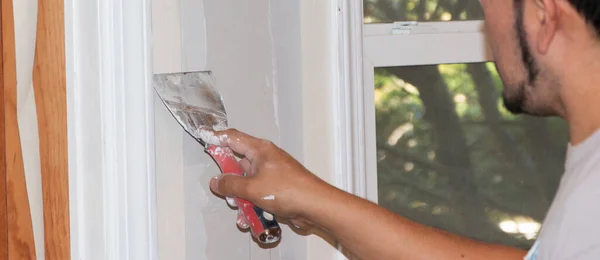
top-left (333, 0), bottom-right (367, 200)
top-left (65, 0), bottom-right (158, 258)
top-left (363, 32), bottom-right (493, 67)
top-left (363, 20), bottom-right (485, 36)
top-left (330, 0), bottom-right (366, 259)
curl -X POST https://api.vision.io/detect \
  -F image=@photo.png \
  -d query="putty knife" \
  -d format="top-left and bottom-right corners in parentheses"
top-left (153, 71), bottom-right (281, 244)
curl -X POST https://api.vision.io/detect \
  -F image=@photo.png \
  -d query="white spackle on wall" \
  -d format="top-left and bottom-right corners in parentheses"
top-left (267, 1), bottom-right (280, 136)
top-left (13, 0), bottom-right (45, 258)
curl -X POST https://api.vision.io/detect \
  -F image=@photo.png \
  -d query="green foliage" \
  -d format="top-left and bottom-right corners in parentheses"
top-left (375, 63), bottom-right (569, 249)
top-left (364, 0), bottom-right (484, 23)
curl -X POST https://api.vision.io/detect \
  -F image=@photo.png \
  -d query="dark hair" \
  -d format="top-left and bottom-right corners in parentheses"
top-left (568, 0), bottom-right (600, 35)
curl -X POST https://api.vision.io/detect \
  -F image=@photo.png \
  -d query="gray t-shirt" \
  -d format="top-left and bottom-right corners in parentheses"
top-left (524, 129), bottom-right (600, 259)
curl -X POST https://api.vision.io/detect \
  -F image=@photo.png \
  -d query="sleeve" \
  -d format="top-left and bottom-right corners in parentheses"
top-left (537, 170), bottom-right (600, 260)
top-left (562, 246), bottom-right (600, 260)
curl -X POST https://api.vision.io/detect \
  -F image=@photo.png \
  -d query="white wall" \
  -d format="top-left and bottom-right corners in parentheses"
top-left (13, 0), bottom-right (45, 258)
top-left (153, 0), bottom-right (341, 259)
top-left (269, 0), bottom-right (307, 259)
top-left (153, 0), bottom-right (282, 259)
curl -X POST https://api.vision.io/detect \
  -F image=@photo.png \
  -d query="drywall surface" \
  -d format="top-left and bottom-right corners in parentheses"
top-left (152, 0), bottom-right (343, 259)
top-left (13, 0), bottom-right (45, 258)
top-left (267, 1), bottom-right (307, 260)
top-left (153, 0), bottom-right (283, 259)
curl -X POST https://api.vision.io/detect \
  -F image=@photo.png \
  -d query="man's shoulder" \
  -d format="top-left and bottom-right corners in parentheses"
top-left (529, 159), bottom-right (600, 259)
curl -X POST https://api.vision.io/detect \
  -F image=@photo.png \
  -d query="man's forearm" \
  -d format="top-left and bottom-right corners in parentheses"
top-left (306, 185), bottom-right (527, 260)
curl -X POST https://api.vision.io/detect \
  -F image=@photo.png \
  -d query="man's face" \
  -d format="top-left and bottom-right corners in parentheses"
top-left (480, 0), bottom-right (558, 116)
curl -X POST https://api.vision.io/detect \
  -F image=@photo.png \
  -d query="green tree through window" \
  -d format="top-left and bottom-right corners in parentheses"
top-left (375, 63), bottom-right (568, 249)
top-left (364, 0), bottom-right (484, 23)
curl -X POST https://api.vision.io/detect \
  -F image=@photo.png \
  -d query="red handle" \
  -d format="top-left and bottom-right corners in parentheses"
top-left (206, 145), bottom-right (281, 244)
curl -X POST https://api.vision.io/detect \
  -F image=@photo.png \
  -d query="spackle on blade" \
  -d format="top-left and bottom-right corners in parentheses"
top-left (197, 128), bottom-right (229, 146)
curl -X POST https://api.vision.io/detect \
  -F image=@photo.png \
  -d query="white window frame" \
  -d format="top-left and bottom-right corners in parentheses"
top-left (334, 1), bottom-right (494, 204)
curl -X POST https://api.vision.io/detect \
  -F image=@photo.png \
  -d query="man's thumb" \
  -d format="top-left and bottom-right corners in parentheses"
top-left (210, 174), bottom-right (250, 198)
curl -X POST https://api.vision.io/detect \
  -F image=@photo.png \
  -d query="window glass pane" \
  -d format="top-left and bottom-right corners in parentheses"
top-left (374, 63), bottom-right (568, 249)
top-left (364, 0), bottom-right (484, 24)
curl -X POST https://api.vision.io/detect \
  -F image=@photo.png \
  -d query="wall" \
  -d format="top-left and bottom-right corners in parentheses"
top-left (153, 0), bottom-right (286, 259)
top-left (153, 0), bottom-right (341, 259)
top-left (13, 0), bottom-right (45, 258)
top-left (269, 0), bottom-right (307, 259)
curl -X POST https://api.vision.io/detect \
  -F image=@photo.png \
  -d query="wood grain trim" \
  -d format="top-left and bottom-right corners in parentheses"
top-left (1, 0), bottom-right (38, 258)
top-left (32, 0), bottom-right (70, 259)
top-left (0, 3), bottom-right (8, 259)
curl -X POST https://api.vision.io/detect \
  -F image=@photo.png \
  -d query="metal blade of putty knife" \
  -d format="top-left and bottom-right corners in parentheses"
top-left (153, 71), bottom-right (282, 244)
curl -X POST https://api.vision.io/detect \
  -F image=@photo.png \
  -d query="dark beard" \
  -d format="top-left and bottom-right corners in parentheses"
top-left (504, 0), bottom-right (540, 114)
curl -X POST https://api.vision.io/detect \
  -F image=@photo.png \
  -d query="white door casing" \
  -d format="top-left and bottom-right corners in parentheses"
top-left (65, 0), bottom-right (158, 258)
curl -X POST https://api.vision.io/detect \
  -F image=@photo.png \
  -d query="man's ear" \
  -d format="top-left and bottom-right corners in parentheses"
top-left (535, 0), bottom-right (558, 54)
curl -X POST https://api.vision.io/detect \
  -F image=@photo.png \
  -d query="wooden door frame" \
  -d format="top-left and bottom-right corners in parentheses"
top-left (1, 0), bottom-right (38, 258)
top-left (2, 0), bottom-right (72, 259)
top-left (32, 0), bottom-right (71, 259)
top-left (0, 2), bottom-right (8, 258)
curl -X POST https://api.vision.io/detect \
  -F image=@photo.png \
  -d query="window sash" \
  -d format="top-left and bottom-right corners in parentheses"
top-left (364, 20), bottom-right (485, 36)
top-left (361, 25), bottom-right (493, 202)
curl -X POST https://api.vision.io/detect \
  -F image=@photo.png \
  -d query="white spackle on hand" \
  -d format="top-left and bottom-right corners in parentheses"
top-left (262, 195), bottom-right (275, 201)
top-left (226, 197), bottom-right (237, 208)
top-left (236, 215), bottom-right (249, 229)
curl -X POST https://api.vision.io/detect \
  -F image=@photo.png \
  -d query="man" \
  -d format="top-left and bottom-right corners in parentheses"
top-left (209, 0), bottom-right (600, 259)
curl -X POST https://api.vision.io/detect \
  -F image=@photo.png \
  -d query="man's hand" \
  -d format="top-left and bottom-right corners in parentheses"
top-left (207, 129), bottom-right (527, 260)
top-left (208, 128), bottom-right (327, 229)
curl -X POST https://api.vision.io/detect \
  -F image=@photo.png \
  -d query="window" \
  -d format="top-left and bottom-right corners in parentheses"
top-left (361, 0), bottom-right (568, 250)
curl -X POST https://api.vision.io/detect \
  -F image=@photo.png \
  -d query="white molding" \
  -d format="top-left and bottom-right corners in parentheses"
top-left (333, 0), bottom-right (367, 198)
top-left (363, 20), bottom-right (485, 36)
top-left (66, 0), bottom-right (158, 258)
top-left (363, 32), bottom-right (493, 67)
top-left (332, 0), bottom-right (367, 259)
top-left (361, 58), bottom-right (379, 203)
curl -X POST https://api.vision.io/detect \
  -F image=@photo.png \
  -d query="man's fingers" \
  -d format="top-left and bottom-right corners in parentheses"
top-left (239, 158), bottom-right (251, 173)
top-left (210, 174), bottom-right (251, 198)
top-left (289, 218), bottom-right (312, 230)
top-left (213, 129), bottom-right (261, 161)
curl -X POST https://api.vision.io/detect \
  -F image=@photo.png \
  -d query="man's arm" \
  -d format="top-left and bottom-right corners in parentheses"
top-left (307, 184), bottom-right (527, 260)
top-left (209, 129), bottom-right (527, 260)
